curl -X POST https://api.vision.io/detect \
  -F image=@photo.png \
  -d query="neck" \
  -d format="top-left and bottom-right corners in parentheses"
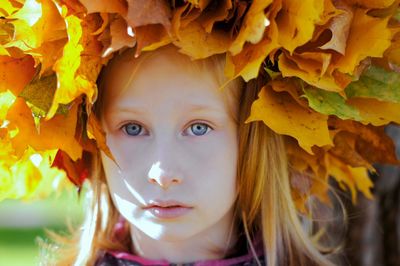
top-left (129, 209), bottom-right (238, 263)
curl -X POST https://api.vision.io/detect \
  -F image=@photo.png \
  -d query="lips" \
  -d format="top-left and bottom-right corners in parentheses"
top-left (143, 200), bottom-right (193, 219)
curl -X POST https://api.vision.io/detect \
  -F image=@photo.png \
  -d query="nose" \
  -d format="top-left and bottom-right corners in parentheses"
top-left (147, 161), bottom-right (182, 190)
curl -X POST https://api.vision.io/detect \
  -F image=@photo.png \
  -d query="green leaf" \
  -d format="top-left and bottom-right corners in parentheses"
top-left (303, 86), bottom-right (362, 121)
top-left (19, 74), bottom-right (69, 118)
top-left (345, 65), bottom-right (400, 103)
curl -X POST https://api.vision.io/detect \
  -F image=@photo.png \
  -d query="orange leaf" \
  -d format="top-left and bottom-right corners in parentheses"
top-left (87, 113), bottom-right (116, 162)
top-left (0, 55), bottom-right (35, 95)
top-left (135, 24), bottom-right (171, 57)
top-left (79, 0), bottom-right (127, 15)
top-left (7, 97), bottom-right (82, 161)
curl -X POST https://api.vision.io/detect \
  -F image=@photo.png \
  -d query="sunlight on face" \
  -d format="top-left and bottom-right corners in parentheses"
top-left (100, 46), bottom-right (239, 243)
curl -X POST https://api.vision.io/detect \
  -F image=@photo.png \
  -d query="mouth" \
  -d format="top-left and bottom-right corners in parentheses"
top-left (143, 200), bottom-right (193, 219)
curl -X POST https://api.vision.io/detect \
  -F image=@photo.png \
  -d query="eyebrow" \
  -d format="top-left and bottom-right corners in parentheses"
top-left (112, 103), bottom-right (225, 115)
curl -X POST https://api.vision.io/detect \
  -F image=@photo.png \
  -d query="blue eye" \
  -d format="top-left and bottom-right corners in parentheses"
top-left (189, 123), bottom-right (211, 136)
top-left (123, 123), bottom-right (143, 136)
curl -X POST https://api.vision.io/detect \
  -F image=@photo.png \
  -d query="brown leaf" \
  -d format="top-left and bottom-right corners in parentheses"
top-left (134, 24), bottom-right (171, 57)
top-left (102, 15), bottom-right (136, 57)
top-left (79, 0), bottom-right (127, 15)
top-left (197, 0), bottom-right (233, 33)
top-left (125, 0), bottom-right (172, 31)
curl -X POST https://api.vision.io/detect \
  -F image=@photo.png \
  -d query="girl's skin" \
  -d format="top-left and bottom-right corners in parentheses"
top-left (100, 47), bottom-right (240, 262)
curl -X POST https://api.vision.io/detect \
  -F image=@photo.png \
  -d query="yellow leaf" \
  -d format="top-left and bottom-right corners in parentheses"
top-left (229, 0), bottom-right (273, 55)
top-left (334, 9), bottom-right (392, 74)
top-left (279, 52), bottom-right (351, 92)
top-left (276, 0), bottom-right (326, 53)
top-left (347, 97), bottom-right (400, 126)
top-left (48, 14), bottom-right (100, 119)
top-left (225, 0), bottom-right (281, 81)
top-left (0, 0), bottom-right (18, 16)
top-left (325, 153), bottom-right (373, 203)
top-left (173, 21), bottom-right (231, 59)
top-left (345, 0), bottom-right (397, 9)
top-left (246, 85), bottom-right (333, 153)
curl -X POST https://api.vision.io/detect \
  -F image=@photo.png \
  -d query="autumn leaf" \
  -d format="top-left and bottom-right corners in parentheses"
top-left (276, 0), bottom-right (337, 53)
top-left (197, 0), bottom-right (232, 33)
top-left (325, 153), bottom-right (373, 203)
top-left (246, 85), bottom-right (333, 153)
top-left (0, 0), bottom-right (18, 16)
top-left (225, 0), bottom-right (281, 81)
top-left (0, 55), bottom-right (35, 95)
top-left (303, 85), bottom-right (362, 120)
top-left (48, 13), bottom-right (101, 119)
top-left (135, 24), bottom-right (171, 56)
top-left (79, 0), bottom-right (127, 15)
top-left (345, 65), bottom-right (400, 103)
top-left (19, 74), bottom-right (69, 117)
top-left (87, 113), bottom-right (116, 162)
top-left (330, 131), bottom-right (374, 170)
top-left (347, 97), bottom-right (400, 126)
top-left (318, 2), bottom-right (352, 55)
top-left (328, 118), bottom-right (399, 165)
top-left (125, 0), bottom-right (172, 32)
top-left (344, 0), bottom-right (397, 9)
top-left (229, 0), bottom-right (273, 55)
top-left (101, 15), bottom-right (136, 57)
top-left (173, 21), bottom-right (231, 59)
top-left (0, 90), bottom-right (15, 121)
top-left (7, 97), bottom-right (82, 161)
top-left (334, 9), bottom-right (392, 74)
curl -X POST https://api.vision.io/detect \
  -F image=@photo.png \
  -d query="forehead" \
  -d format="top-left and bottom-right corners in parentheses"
top-left (100, 47), bottom-right (241, 117)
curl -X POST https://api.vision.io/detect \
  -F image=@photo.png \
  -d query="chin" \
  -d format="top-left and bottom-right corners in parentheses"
top-left (138, 221), bottom-right (201, 242)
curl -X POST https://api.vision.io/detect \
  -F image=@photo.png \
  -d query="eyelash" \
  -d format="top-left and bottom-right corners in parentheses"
top-left (120, 121), bottom-right (214, 137)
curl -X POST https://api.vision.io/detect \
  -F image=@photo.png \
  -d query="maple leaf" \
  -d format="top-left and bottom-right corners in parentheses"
top-left (303, 85), bottom-right (362, 121)
top-left (325, 153), bottom-right (373, 203)
top-left (0, 55), bottom-right (35, 95)
top-left (246, 83), bottom-right (333, 154)
top-left (79, 0), bottom-right (127, 15)
top-left (334, 9), bottom-right (392, 74)
top-left (345, 65), bottom-right (400, 102)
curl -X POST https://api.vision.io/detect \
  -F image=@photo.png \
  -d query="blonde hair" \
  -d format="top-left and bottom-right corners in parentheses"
top-left (42, 46), bottom-right (339, 266)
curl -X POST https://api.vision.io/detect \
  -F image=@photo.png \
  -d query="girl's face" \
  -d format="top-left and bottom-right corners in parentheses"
top-left (100, 47), bottom-right (239, 243)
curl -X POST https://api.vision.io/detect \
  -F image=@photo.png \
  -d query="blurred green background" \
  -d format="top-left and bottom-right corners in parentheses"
top-left (0, 189), bottom-right (84, 266)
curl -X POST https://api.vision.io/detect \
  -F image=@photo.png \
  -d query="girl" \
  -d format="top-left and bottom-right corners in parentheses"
top-left (46, 45), bottom-right (337, 266)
